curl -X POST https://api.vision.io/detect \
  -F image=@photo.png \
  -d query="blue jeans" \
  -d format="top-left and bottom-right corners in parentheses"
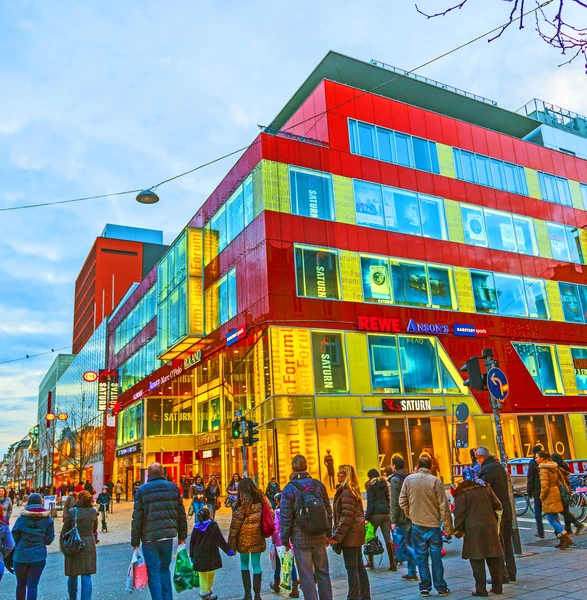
top-left (545, 512), bottom-right (564, 535)
top-left (412, 525), bottom-right (448, 593)
top-left (68, 574), bottom-right (92, 600)
top-left (14, 560), bottom-right (46, 600)
top-left (142, 539), bottom-right (174, 600)
top-left (395, 521), bottom-right (418, 577)
top-left (191, 501), bottom-right (205, 519)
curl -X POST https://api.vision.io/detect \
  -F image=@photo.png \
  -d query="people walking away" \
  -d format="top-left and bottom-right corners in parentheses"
top-left (387, 458), bottom-right (418, 582)
top-left (228, 477), bottom-right (268, 600)
top-left (227, 474), bottom-right (241, 510)
top-left (205, 477), bottom-right (221, 519)
top-left (0, 488), bottom-right (12, 523)
top-left (190, 506), bottom-right (235, 600)
top-left (74, 482), bottom-right (84, 495)
top-left (270, 493), bottom-right (299, 598)
top-left (132, 480), bottom-right (141, 499)
top-left (265, 478), bottom-right (281, 510)
top-left (332, 465), bottom-right (370, 600)
top-left (83, 481), bottom-right (95, 495)
top-left (399, 456), bottom-right (452, 597)
top-left (181, 477), bottom-right (191, 501)
top-left (106, 479), bottom-right (114, 501)
top-left (191, 476), bottom-right (206, 519)
top-left (61, 490), bottom-right (98, 600)
top-left (63, 492), bottom-right (77, 522)
top-left (0, 504), bottom-right (15, 582)
top-left (475, 446), bottom-right (517, 583)
top-left (131, 462), bottom-right (188, 600)
top-left (526, 446), bottom-right (544, 538)
top-left (11, 493), bottom-right (55, 600)
top-left (280, 455), bottom-right (332, 600)
top-left (551, 453), bottom-right (586, 536)
top-left (535, 451), bottom-right (573, 549)
top-left (114, 480), bottom-right (124, 503)
top-left (96, 486), bottom-right (111, 533)
top-left (453, 467), bottom-right (504, 597)
top-left (365, 468), bottom-right (395, 571)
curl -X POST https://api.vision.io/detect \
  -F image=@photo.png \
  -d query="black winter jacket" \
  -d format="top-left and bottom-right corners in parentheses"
top-left (365, 477), bottom-right (390, 522)
top-left (189, 520), bottom-right (231, 572)
top-left (131, 476), bottom-right (187, 547)
top-left (526, 458), bottom-right (541, 499)
top-left (479, 456), bottom-right (512, 522)
top-left (389, 470), bottom-right (409, 525)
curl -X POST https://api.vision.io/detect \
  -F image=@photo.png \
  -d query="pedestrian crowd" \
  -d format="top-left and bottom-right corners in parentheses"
top-left (1, 446), bottom-right (583, 600)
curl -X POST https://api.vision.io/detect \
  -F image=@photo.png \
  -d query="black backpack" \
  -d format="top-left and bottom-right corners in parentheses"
top-left (291, 479), bottom-right (330, 535)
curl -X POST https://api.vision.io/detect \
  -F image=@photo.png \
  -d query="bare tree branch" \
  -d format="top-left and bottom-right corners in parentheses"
top-left (415, 0), bottom-right (469, 18)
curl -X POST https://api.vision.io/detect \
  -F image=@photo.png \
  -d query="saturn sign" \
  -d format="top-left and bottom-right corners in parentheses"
top-left (82, 371), bottom-right (98, 383)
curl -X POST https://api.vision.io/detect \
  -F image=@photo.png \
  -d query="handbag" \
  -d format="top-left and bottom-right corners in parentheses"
top-left (363, 536), bottom-right (384, 556)
top-left (261, 501), bottom-right (275, 538)
top-left (188, 503), bottom-right (194, 517)
top-left (224, 497), bottom-right (232, 508)
top-left (61, 508), bottom-right (85, 556)
top-left (557, 470), bottom-right (572, 505)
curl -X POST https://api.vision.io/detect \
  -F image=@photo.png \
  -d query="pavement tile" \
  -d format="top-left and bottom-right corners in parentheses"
top-left (510, 590), bottom-right (570, 600)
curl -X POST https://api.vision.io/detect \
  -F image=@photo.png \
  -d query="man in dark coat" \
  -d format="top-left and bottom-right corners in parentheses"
top-left (476, 447), bottom-right (517, 583)
top-left (131, 463), bottom-right (188, 600)
top-left (526, 445), bottom-right (544, 538)
top-left (454, 467), bottom-right (504, 597)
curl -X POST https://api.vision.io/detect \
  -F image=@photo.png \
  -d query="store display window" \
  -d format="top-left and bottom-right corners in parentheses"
top-left (290, 167), bottom-right (334, 220)
top-left (368, 335), bottom-right (402, 394)
top-left (571, 347), bottom-right (587, 394)
top-left (354, 180), bottom-right (385, 229)
top-left (512, 342), bottom-right (564, 395)
top-left (311, 331), bottom-right (348, 394)
top-left (361, 256), bottom-right (392, 303)
top-left (295, 246), bottom-right (340, 300)
top-left (399, 336), bottom-right (441, 395)
top-left (559, 282), bottom-right (584, 323)
top-left (146, 396), bottom-right (194, 436)
top-left (494, 274), bottom-right (528, 317)
top-left (518, 415), bottom-right (549, 456)
top-left (317, 419), bottom-right (356, 495)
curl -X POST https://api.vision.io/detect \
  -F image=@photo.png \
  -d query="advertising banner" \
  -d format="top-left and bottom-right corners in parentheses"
top-left (270, 327), bottom-right (314, 396)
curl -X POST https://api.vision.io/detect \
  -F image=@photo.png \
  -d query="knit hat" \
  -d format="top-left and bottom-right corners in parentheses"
top-left (26, 493), bottom-right (43, 507)
top-left (367, 469), bottom-right (380, 480)
top-left (462, 467), bottom-right (485, 486)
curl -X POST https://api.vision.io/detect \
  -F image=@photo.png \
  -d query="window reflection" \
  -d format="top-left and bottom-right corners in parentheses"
top-left (512, 342), bottom-right (564, 395)
top-left (361, 256), bottom-right (392, 303)
top-left (398, 337), bottom-right (441, 394)
top-left (391, 260), bottom-right (429, 307)
top-left (471, 270), bottom-right (498, 314)
top-left (295, 246), bottom-right (340, 300)
top-left (494, 274), bottom-right (528, 317)
top-left (290, 167), bottom-right (334, 220)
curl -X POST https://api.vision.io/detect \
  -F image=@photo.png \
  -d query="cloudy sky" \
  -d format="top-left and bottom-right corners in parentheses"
top-left (1, 1), bottom-right (586, 457)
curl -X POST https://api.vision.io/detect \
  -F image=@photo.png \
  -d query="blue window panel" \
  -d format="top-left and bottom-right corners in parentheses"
top-left (484, 209), bottom-right (517, 252)
top-left (420, 195), bottom-right (448, 240)
top-left (228, 269), bottom-right (237, 319)
top-left (513, 216), bottom-right (538, 256)
top-left (219, 277), bottom-right (229, 325)
top-left (566, 227), bottom-right (583, 264)
top-left (398, 337), bottom-right (441, 394)
top-left (557, 178), bottom-right (572, 207)
top-left (494, 273), bottom-right (528, 317)
top-left (429, 142), bottom-right (440, 174)
top-left (413, 136), bottom-right (431, 172)
top-left (538, 172), bottom-right (547, 199)
top-left (559, 282), bottom-right (584, 323)
top-left (504, 163), bottom-right (518, 193)
top-left (391, 260), bottom-right (429, 307)
top-left (580, 184), bottom-right (587, 210)
top-left (512, 343), bottom-right (542, 390)
top-left (358, 122), bottom-right (376, 158)
top-left (361, 256), bottom-right (392, 303)
top-left (517, 166), bottom-right (529, 196)
top-left (377, 128), bottom-right (395, 163)
top-left (210, 207), bottom-right (227, 252)
top-left (490, 159), bottom-right (506, 190)
top-left (349, 120), bottom-right (359, 154)
top-left (290, 168), bottom-right (334, 220)
top-left (394, 132), bottom-right (412, 167)
top-left (571, 347), bottom-right (587, 394)
top-left (453, 149), bottom-right (463, 180)
top-left (368, 335), bottom-right (402, 394)
top-left (476, 155), bottom-right (492, 187)
top-left (547, 222), bottom-right (571, 262)
top-left (524, 278), bottom-right (549, 319)
top-left (355, 180), bottom-right (385, 229)
top-left (428, 265), bottom-right (454, 309)
top-left (386, 189), bottom-right (421, 236)
top-left (244, 176), bottom-right (254, 226)
top-left (542, 173), bottom-right (560, 204)
top-left (535, 345), bottom-right (563, 394)
top-left (460, 151), bottom-right (477, 183)
top-left (577, 286), bottom-right (587, 321)
top-left (462, 204), bottom-right (488, 247)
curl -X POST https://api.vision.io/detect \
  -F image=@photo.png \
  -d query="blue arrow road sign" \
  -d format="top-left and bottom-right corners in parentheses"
top-left (487, 367), bottom-right (509, 401)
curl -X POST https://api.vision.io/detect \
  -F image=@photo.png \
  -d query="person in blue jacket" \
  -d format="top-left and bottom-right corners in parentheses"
top-left (11, 493), bottom-right (55, 599)
top-left (0, 503), bottom-right (15, 582)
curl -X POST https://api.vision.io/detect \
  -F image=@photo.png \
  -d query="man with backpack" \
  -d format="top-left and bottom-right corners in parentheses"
top-left (280, 455), bottom-right (333, 600)
top-left (387, 457), bottom-right (418, 582)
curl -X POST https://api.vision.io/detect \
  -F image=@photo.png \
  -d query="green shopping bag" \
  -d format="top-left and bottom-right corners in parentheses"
top-left (173, 544), bottom-right (198, 593)
top-left (365, 522), bottom-right (376, 542)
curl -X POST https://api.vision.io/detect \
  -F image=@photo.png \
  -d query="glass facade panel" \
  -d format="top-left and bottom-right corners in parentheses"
top-left (413, 137), bottom-right (431, 172)
top-left (377, 129), bottom-right (395, 163)
top-left (295, 246), bottom-right (340, 300)
top-left (462, 205), bottom-right (488, 246)
top-left (311, 331), bottom-right (348, 393)
top-left (494, 274), bottom-right (528, 317)
top-left (398, 337), bottom-right (441, 394)
top-left (290, 167), bottom-right (334, 220)
top-left (358, 122), bottom-right (376, 158)
top-left (420, 195), bottom-right (447, 240)
top-left (513, 216), bottom-right (538, 256)
top-left (547, 222), bottom-right (571, 262)
top-left (354, 180), bottom-right (385, 229)
top-left (476, 155), bottom-right (491, 186)
top-left (566, 227), bottom-right (583, 264)
top-left (580, 184), bottom-right (587, 210)
top-left (394, 133), bottom-right (412, 167)
top-left (485, 209), bottom-right (517, 252)
top-left (571, 347), bottom-right (587, 394)
top-left (377, 419), bottom-right (409, 468)
top-left (361, 256), bottom-right (392, 303)
top-left (518, 415), bottom-right (549, 456)
top-left (559, 282), bottom-right (584, 323)
top-left (490, 159), bottom-right (505, 190)
top-left (243, 174), bottom-right (254, 226)
top-left (460, 151), bottom-right (477, 183)
top-left (227, 189), bottom-right (244, 244)
top-left (471, 270), bottom-right (498, 314)
top-left (512, 342), bottom-right (563, 395)
top-left (391, 260), bottom-right (429, 307)
top-left (525, 278), bottom-right (549, 319)
top-left (428, 265), bottom-right (456, 310)
top-left (368, 335), bottom-right (402, 393)
top-left (386, 189), bottom-right (421, 236)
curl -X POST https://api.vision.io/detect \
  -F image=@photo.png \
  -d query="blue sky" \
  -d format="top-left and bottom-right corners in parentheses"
top-left (1, 1), bottom-right (586, 457)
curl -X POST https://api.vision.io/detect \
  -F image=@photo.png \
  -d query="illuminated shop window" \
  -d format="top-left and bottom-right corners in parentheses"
top-left (538, 172), bottom-right (572, 206)
top-left (290, 167), bottom-right (334, 220)
top-left (558, 282), bottom-right (587, 323)
top-left (146, 396), bottom-right (193, 436)
top-left (570, 347), bottom-right (587, 394)
top-left (311, 331), bottom-right (348, 394)
top-left (368, 335), bottom-right (402, 393)
top-left (120, 338), bottom-right (161, 393)
top-left (399, 336), bottom-right (441, 394)
top-left (295, 246), bottom-right (340, 300)
top-left (348, 119), bottom-right (440, 175)
top-left (454, 148), bottom-right (528, 195)
top-left (117, 401), bottom-right (144, 446)
top-left (361, 256), bottom-right (392, 304)
top-left (547, 222), bottom-right (584, 264)
top-left (512, 342), bottom-right (564, 395)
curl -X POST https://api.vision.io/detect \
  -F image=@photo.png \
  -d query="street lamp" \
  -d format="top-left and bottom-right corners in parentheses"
top-left (136, 189), bottom-right (160, 204)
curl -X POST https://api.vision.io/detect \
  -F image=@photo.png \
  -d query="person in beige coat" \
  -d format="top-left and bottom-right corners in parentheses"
top-left (536, 451), bottom-right (573, 549)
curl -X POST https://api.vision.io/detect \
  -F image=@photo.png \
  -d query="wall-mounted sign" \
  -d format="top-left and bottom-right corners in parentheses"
top-left (226, 326), bottom-right (246, 347)
top-left (357, 316), bottom-right (401, 333)
top-left (196, 448), bottom-right (220, 460)
top-left (83, 371), bottom-right (98, 383)
top-left (98, 370), bottom-right (119, 412)
top-left (406, 319), bottom-right (449, 335)
top-left (382, 398), bottom-right (432, 412)
top-left (116, 443), bottom-right (141, 458)
top-left (453, 324), bottom-right (488, 338)
top-left (184, 349), bottom-right (202, 370)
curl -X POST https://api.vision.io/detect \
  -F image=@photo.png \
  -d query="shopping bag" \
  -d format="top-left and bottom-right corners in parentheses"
top-left (365, 522), bottom-right (376, 542)
top-left (133, 548), bottom-right (149, 591)
top-left (278, 547), bottom-right (294, 591)
top-left (173, 543), bottom-right (197, 593)
top-left (125, 560), bottom-right (134, 593)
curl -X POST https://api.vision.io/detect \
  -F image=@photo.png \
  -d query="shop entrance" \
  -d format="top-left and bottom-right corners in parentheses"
top-left (163, 464), bottom-right (179, 483)
top-left (517, 414), bottom-right (572, 459)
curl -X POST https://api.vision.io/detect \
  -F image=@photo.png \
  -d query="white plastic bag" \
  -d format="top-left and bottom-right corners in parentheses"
top-left (126, 547), bottom-right (148, 593)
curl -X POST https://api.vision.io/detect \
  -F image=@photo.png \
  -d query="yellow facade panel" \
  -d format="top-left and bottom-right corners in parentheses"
top-left (534, 219), bottom-right (552, 259)
top-left (353, 418), bottom-right (379, 481)
top-left (545, 280), bottom-right (565, 322)
top-left (436, 143), bottom-right (456, 179)
top-left (569, 180), bottom-right (585, 211)
top-left (444, 199), bottom-right (465, 244)
top-left (569, 414), bottom-right (587, 458)
top-left (524, 167), bottom-right (542, 200)
top-left (333, 175), bottom-right (357, 225)
top-left (579, 230), bottom-right (587, 263)
top-left (315, 395), bottom-right (362, 417)
top-left (346, 333), bottom-right (371, 395)
top-left (270, 327), bottom-right (314, 396)
top-left (557, 345), bottom-right (579, 396)
top-left (453, 266), bottom-right (476, 313)
top-left (339, 250), bottom-right (363, 303)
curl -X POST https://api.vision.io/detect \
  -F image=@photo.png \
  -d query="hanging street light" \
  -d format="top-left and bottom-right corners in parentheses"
top-left (136, 189), bottom-right (160, 204)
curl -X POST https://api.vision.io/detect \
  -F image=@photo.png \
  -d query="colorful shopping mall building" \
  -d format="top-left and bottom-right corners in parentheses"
top-left (109, 51), bottom-right (587, 497)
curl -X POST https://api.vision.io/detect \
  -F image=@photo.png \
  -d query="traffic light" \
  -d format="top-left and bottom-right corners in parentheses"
top-left (460, 357), bottom-right (486, 391)
top-left (231, 420), bottom-right (242, 439)
top-left (245, 420), bottom-right (259, 446)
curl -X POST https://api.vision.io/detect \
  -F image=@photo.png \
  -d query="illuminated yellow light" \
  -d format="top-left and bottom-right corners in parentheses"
top-left (45, 413), bottom-right (56, 421)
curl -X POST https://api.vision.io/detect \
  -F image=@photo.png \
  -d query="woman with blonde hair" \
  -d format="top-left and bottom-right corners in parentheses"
top-left (331, 465), bottom-right (370, 600)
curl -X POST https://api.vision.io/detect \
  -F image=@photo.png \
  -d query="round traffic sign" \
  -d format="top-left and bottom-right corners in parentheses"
top-left (487, 367), bottom-right (509, 401)
top-left (455, 402), bottom-right (469, 423)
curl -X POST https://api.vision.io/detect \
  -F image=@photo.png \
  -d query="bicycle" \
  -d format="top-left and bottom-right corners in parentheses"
top-left (569, 475), bottom-right (587, 523)
top-left (513, 488), bottom-right (530, 517)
